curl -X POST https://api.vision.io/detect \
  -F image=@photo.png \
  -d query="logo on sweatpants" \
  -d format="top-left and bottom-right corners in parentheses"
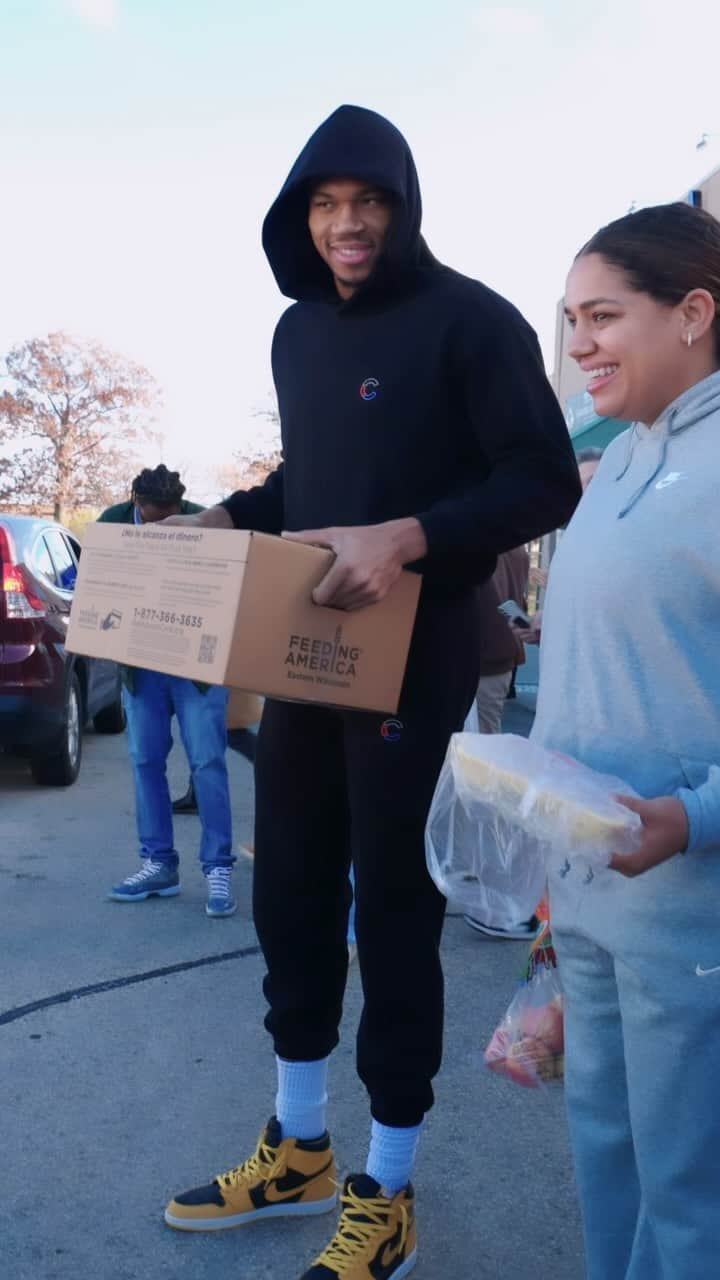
top-left (380, 718), bottom-right (403, 742)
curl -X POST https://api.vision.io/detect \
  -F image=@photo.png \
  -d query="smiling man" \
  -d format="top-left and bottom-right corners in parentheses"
top-left (308, 179), bottom-right (392, 296)
top-left (162, 105), bottom-right (580, 1278)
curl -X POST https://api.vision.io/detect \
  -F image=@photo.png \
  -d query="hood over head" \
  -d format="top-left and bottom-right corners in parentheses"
top-left (262, 104), bottom-right (440, 302)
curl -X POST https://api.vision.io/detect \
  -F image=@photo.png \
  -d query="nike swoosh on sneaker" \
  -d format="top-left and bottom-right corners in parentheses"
top-left (380, 1241), bottom-right (404, 1268)
top-left (379, 1224), bottom-right (407, 1269)
top-left (695, 963), bottom-right (720, 976)
top-left (250, 1159), bottom-right (334, 1208)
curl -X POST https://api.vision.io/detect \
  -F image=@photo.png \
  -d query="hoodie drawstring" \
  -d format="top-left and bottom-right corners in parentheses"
top-left (613, 369), bottom-right (720, 519)
top-left (617, 424), bottom-right (671, 519)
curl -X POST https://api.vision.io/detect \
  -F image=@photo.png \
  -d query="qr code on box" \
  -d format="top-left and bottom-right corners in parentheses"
top-left (198, 634), bottom-right (218, 665)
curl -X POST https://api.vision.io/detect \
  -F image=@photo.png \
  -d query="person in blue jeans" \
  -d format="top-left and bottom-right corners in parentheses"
top-left (98, 466), bottom-right (236, 918)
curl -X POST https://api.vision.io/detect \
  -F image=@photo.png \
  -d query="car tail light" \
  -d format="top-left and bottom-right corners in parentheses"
top-left (0, 529), bottom-right (46, 619)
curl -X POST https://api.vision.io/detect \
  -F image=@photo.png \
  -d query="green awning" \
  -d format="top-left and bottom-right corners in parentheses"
top-left (564, 390), bottom-right (628, 454)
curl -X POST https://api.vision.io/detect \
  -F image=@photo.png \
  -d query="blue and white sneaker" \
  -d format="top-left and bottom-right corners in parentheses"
top-left (110, 859), bottom-right (180, 901)
top-left (206, 866), bottom-right (237, 918)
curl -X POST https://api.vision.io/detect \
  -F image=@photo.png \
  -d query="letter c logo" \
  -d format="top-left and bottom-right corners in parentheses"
top-left (360, 377), bottom-right (380, 401)
top-left (380, 718), bottom-right (403, 742)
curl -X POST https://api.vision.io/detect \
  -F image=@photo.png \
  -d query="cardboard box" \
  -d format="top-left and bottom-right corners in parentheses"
top-left (226, 689), bottom-right (263, 729)
top-left (66, 524), bottom-right (421, 714)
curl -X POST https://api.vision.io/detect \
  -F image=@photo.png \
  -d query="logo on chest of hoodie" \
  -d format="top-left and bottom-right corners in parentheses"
top-left (655, 471), bottom-right (688, 490)
top-left (360, 377), bottom-right (380, 401)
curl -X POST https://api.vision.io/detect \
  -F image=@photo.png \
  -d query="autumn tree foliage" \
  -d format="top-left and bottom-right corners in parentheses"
top-left (0, 332), bottom-right (161, 522)
top-left (0, 448), bottom-right (40, 507)
top-left (215, 445), bottom-right (284, 495)
top-left (214, 400), bottom-right (282, 496)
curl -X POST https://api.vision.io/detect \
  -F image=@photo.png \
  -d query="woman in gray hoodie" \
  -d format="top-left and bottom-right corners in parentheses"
top-left (533, 202), bottom-right (720, 1280)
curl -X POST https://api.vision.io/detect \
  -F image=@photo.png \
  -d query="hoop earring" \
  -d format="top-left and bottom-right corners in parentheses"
top-left (687, 331), bottom-right (693, 348)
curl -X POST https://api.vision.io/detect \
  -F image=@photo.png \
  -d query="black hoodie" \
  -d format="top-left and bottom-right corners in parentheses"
top-left (222, 105), bottom-right (580, 591)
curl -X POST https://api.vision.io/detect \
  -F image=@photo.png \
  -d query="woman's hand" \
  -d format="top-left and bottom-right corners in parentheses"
top-left (609, 795), bottom-right (689, 877)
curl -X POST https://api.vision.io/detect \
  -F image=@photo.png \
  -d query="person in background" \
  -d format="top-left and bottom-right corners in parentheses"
top-left (172, 706), bottom-right (260, 815)
top-left (516, 446), bottom-right (604, 648)
top-left (575, 445), bottom-right (604, 492)
top-left (161, 105), bottom-right (580, 1279)
top-left (473, 546), bottom-right (530, 734)
top-left (464, 546), bottom-right (539, 941)
top-left (535, 201), bottom-right (720, 1278)
top-left (98, 466), bottom-right (236, 918)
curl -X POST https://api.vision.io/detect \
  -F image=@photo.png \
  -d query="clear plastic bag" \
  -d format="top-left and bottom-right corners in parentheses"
top-left (484, 947), bottom-right (564, 1089)
top-left (425, 733), bottom-right (641, 923)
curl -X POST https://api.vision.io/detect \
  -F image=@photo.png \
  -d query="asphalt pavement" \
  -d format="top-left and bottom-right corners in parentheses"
top-left (0, 689), bottom-right (583, 1280)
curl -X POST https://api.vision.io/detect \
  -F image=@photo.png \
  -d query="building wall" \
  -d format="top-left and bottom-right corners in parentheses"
top-left (698, 165), bottom-right (720, 217)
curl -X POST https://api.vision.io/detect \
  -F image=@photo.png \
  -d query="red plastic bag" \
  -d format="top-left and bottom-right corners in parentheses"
top-left (484, 934), bottom-right (563, 1089)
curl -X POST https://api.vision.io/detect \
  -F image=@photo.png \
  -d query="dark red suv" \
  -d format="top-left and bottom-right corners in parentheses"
top-left (0, 515), bottom-right (125, 785)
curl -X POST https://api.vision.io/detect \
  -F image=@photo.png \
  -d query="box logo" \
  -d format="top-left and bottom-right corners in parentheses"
top-left (285, 624), bottom-right (362, 684)
top-left (100, 608), bottom-right (123, 630)
top-left (76, 605), bottom-right (100, 629)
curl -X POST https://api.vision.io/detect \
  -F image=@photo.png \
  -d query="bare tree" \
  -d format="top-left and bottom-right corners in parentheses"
top-left (0, 332), bottom-right (161, 522)
top-left (215, 447), bottom-right (283, 495)
top-left (0, 448), bottom-right (46, 509)
top-left (214, 397), bottom-right (282, 496)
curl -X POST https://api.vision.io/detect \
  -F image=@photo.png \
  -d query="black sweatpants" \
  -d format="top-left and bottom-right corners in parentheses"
top-left (253, 591), bottom-right (482, 1127)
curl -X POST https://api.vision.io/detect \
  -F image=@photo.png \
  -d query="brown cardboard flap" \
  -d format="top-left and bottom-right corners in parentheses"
top-left (226, 689), bottom-right (263, 728)
top-left (67, 524), bottom-right (250, 678)
top-left (225, 532), bottom-right (421, 713)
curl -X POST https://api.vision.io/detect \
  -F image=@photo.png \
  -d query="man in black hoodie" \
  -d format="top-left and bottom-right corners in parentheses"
top-left (164, 106), bottom-right (580, 1278)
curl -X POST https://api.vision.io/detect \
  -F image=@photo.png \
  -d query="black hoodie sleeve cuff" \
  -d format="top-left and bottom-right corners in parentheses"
top-left (220, 464), bottom-right (285, 534)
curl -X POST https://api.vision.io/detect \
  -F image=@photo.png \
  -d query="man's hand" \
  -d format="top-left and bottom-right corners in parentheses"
top-left (528, 566), bottom-right (549, 588)
top-left (609, 795), bottom-right (689, 877)
top-left (161, 506), bottom-right (233, 529)
top-left (282, 518), bottom-right (427, 610)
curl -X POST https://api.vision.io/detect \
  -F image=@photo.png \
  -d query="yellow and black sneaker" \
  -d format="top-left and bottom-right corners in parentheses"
top-left (164, 1116), bottom-right (337, 1231)
top-left (299, 1174), bottom-right (417, 1279)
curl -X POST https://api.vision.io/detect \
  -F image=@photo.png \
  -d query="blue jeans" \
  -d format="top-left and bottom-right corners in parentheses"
top-left (122, 671), bottom-right (233, 873)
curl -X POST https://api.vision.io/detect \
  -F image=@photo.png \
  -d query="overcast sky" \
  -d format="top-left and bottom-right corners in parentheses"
top-left (2, 0), bottom-right (719, 499)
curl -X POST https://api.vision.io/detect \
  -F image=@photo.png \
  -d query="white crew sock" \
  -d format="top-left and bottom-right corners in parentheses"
top-left (366, 1118), bottom-right (423, 1194)
top-left (275, 1056), bottom-right (329, 1140)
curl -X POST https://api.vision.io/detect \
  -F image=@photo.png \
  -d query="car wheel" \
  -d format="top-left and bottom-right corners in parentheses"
top-left (93, 690), bottom-right (126, 734)
top-left (31, 672), bottom-right (83, 786)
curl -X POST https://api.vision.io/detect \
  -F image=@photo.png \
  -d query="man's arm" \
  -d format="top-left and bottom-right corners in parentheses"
top-left (163, 506), bottom-right (233, 528)
top-left (221, 463), bottom-right (285, 533)
top-left (416, 304), bottom-right (581, 560)
top-left (164, 464), bottom-right (285, 531)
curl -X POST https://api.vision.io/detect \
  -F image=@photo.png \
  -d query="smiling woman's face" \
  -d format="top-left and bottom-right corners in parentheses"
top-left (564, 253), bottom-right (691, 426)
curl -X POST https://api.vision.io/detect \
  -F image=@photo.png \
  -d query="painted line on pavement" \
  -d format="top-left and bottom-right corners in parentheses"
top-left (0, 944), bottom-right (262, 1027)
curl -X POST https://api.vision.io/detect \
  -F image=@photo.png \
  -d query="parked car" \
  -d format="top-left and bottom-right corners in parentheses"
top-left (0, 514), bottom-right (125, 785)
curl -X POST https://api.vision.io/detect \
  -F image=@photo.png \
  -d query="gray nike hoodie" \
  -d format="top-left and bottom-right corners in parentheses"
top-left (532, 369), bottom-right (720, 854)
